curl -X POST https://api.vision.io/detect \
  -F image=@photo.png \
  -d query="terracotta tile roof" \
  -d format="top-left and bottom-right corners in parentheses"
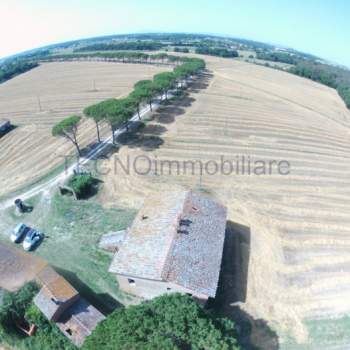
top-left (109, 190), bottom-right (188, 280)
top-left (36, 266), bottom-right (78, 300)
top-left (56, 298), bottom-right (105, 347)
top-left (34, 266), bottom-right (79, 321)
top-left (109, 190), bottom-right (227, 297)
top-left (163, 192), bottom-right (227, 297)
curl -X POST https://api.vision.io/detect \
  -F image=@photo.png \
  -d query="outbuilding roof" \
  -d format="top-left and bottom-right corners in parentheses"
top-left (34, 266), bottom-right (79, 321)
top-left (56, 298), bottom-right (105, 347)
top-left (109, 190), bottom-right (227, 297)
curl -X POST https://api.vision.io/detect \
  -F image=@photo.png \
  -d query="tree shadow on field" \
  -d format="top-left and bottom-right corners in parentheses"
top-left (153, 103), bottom-right (188, 124)
top-left (116, 121), bottom-right (166, 152)
top-left (80, 141), bottom-right (120, 160)
top-left (187, 69), bottom-right (213, 93)
top-left (151, 70), bottom-right (212, 124)
top-left (207, 221), bottom-right (280, 350)
top-left (55, 267), bottom-right (122, 315)
top-left (81, 70), bottom-right (213, 156)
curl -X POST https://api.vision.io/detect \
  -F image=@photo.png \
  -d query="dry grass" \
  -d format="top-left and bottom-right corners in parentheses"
top-left (0, 61), bottom-right (169, 196)
top-left (97, 55), bottom-right (350, 346)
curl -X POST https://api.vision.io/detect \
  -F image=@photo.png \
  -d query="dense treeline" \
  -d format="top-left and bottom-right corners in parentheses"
top-left (174, 47), bottom-right (190, 53)
top-left (44, 51), bottom-right (183, 64)
top-left (195, 46), bottom-right (239, 58)
top-left (338, 84), bottom-right (350, 108)
top-left (256, 51), bottom-right (298, 65)
top-left (289, 62), bottom-right (338, 87)
top-left (83, 294), bottom-right (239, 350)
top-left (53, 54), bottom-right (205, 154)
top-left (75, 41), bottom-right (163, 52)
top-left (0, 60), bottom-right (38, 84)
top-left (289, 62), bottom-right (350, 108)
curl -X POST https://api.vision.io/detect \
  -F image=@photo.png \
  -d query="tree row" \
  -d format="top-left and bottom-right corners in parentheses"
top-left (52, 57), bottom-right (206, 156)
top-left (43, 51), bottom-right (189, 65)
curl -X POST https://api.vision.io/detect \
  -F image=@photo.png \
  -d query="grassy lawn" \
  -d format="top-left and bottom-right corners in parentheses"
top-left (280, 316), bottom-right (350, 349)
top-left (1, 191), bottom-right (136, 314)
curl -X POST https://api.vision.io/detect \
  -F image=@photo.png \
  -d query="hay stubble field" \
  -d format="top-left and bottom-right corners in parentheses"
top-left (2, 53), bottom-right (350, 348)
top-left (98, 55), bottom-right (350, 348)
top-left (0, 61), bottom-right (169, 196)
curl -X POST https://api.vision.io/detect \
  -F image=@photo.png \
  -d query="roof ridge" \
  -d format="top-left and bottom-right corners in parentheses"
top-left (161, 190), bottom-right (192, 281)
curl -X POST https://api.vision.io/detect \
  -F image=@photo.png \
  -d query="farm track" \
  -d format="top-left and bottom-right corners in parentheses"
top-left (99, 55), bottom-right (350, 345)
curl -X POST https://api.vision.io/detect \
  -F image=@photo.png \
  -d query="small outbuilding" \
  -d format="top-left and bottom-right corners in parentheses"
top-left (34, 267), bottom-right (80, 322)
top-left (34, 266), bottom-right (105, 347)
top-left (109, 190), bottom-right (227, 303)
top-left (56, 298), bottom-right (106, 347)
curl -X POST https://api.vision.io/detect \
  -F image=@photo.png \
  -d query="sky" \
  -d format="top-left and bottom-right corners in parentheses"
top-left (0, 0), bottom-right (349, 67)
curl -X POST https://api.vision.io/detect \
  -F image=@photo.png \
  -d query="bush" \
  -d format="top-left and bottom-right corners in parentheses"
top-left (0, 282), bottom-right (39, 328)
top-left (0, 283), bottom-right (75, 349)
top-left (68, 174), bottom-right (95, 199)
top-left (83, 294), bottom-right (239, 350)
top-left (24, 304), bottom-right (76, 350)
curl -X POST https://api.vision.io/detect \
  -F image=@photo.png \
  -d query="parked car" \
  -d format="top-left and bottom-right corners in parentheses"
top-left (23, 229), bottom-right (44, 251)
top-left (10, 223), bottom-right (29, 243)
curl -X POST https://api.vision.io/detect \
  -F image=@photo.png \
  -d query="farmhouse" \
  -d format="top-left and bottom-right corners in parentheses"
top-left (0, 119), bottom-right (11, 135)
top-left (34, 266), bottom-right (105, 347)
top-left (109, 190), bottom-right (227, 303)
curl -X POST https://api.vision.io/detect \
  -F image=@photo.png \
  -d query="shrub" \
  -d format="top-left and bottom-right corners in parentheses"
top-left (0, 283), bottom-right (75, 349)
top-left (24, 304), bottom-right (76, 350)
top-left (68, 174), bottom-right (95, 199)
top-left (0, 282), bottom-right (39, 328)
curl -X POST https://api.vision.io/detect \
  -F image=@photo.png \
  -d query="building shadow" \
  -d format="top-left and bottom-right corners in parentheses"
top-left (55, 267), bottom-right (122, 315)
top-left (208, 221), bottom-right (280, 350)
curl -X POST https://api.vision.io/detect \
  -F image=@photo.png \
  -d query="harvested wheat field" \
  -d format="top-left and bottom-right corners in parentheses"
top-left (99, 55), bottom-right (350, 348)
top-left (0, 61), bottom-right (169, 196)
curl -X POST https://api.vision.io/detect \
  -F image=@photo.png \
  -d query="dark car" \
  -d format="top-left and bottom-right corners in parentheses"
top-left (23, 229), bottom-right (44, 251)
top-left (10, 223), bottom-right (30, 243)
